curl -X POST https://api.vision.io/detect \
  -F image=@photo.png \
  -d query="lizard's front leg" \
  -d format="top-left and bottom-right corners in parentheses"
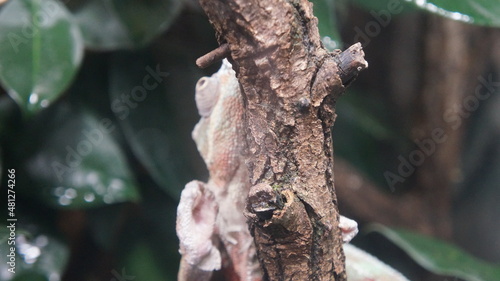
top-left (339, 215), bottom-right (359, 243)
top-left (176, 181), bottom-right (221, 281)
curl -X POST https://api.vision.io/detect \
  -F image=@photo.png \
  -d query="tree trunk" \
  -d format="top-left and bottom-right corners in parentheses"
top-left (198, 1), bottom-right (367, 280)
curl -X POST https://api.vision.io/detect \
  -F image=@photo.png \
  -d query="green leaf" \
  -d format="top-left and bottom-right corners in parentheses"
top-left (351, 0), bottom-right (500, 27)
top-left (11, 101), bottom-right (139, 208)
top-left (0, 0), bottom-right (84, 115)
top-left (112, 183), bottom-right (180, 280)
top-left (109, 50), bottom-right (201, 199)
top-left (120, 240), bottom-right (172, 281)
top-left (370, 224), bottom-right (500, 281)
top-left (404, 0), bottom-right (500, 27)
top-left (335, 89), bottom-right (409, 188)
top-left (0, 97), bottom-right (11, 136)
top-left (348, 0), bottom-right (414, 13)
top-left (0, 95), bottom-right (21, 141)
top-left (311, 0), bottom-right (342, 50)
top-left (70, 0), bottom-right (184, 50)
top-left (0, 226), bottom-right (69, 281)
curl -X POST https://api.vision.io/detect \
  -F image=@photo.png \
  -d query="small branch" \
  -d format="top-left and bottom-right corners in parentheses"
top-left (196, 43), bottom-right (231, 68)
top-left (337, 43), bottom-right (369, 86)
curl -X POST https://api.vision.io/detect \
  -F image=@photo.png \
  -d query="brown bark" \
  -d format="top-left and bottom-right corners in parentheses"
top-left (198, 1), bottom-right (367, 280)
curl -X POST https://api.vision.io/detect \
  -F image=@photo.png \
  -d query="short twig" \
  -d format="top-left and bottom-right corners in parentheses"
top-left (196, 43), bottom-right (231, 68)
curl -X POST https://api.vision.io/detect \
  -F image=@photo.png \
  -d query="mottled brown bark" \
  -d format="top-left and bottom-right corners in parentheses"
top-left (198, 1), bottom-right (366, 280)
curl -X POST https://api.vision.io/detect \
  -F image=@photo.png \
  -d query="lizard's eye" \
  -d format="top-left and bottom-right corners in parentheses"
top-left (195, 77), bottom-right (220, 117)
top-left (196, 77), bottom-right (209, 89)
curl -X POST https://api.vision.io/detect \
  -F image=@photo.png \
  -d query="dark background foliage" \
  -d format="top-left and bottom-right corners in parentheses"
top-left (0, 0), bottom-right (499, 280)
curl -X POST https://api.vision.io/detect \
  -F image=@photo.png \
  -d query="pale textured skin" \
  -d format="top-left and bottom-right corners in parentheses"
top-left (177, 60), bottom-right (261, 281)
top-left (339, 216), bottom-right (358, 243)
top-left (176, 60), bottom-right (408, 281)
top-left (344, 244), bottom-right (410, 281)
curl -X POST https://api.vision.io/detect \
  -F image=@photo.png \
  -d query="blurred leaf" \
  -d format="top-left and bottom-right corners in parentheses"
top-left (0, 0), bottom-right (84, 115)
top-left (404, 0), bottom-right (500, 27)
top-left (86, 203), bottom-right (128, 252)
top-left (311, 0), bottom-right (341, 50)
top-left (69, 0), bottom-right (132, 50)
top-left (455, 78), bottom-right (500, 263)
top-left (335, 89), bottom-right (409, 189)
top-left (0, 95), bottom-right (21, 142)
top-left (10, 101), bottom-right (139, 208)
top-left (0, 97), bottom-right (5, 179)
top-left (120, 240), bottom-right (172, 281)
top-left (12, 273), bottom-right (47, 281)
top-left (348, 0), bottom-right (414, 12)
top-left (339, 95), bottom-right (397, 142)
top-left (350, 0), bottom-right (500, 27)
top-left (0, 226), bottom-right (69, 281)
top-left (70, 0), bottom-right (184, 50)
top-left (113, 182), bottom-right (180, 280)
top-left (109, 50), bottom-right (201, 199)
top-left (0, 96), bottom-right (12, 136)
top-left (111, 0), bottom-right (183, 44)
top-left (370, 224), bottom-right (500, 281)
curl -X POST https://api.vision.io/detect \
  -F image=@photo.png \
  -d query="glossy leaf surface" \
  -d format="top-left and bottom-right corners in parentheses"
top-left (371, 224), bottom-right (500, 281)
top-left (11, 101), bottom-right (139, 208)
top-left (0, 0), bottom-right (83, 115)
top-left (109, 51), bottom-right (202, 199)
top-left (311, 0), bottom-right (342, 50)
top-left (0, 226), bottom-right (68, 281)
top-left (70, 0), bottom-right (183, 50)
top-left (350, 0), bottom-right (500, 27)
top-left (405, 0), bottom-right (500, 27)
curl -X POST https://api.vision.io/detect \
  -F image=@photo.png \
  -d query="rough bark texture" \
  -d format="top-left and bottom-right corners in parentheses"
top-left (198, 1), bottom-right (367, 280)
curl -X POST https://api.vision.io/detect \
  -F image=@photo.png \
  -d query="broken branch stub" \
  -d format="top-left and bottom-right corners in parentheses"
top-left (198, 0), bottom-right (367, 280)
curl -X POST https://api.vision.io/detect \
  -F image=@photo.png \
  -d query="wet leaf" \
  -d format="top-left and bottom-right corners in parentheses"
top-left (113, 183), bottom-right (180, 280)
top-left (348, 0), bottom-right (415, 13)
top-left (70, 0), bottom-right (184, 50)
top-left (120, 240), bottom-right (172, 281)
top-left (0, 226), bottom-right (69, 281)
top-left (0, 0), bottom-right (84, 115)
top-left (350, 0), bottom-right (500, 27)
top-left (109, 50), bottom-right (201, 199)
top-left (11, 101), bottom-right (139, 208)
top-left (335, 89), bottom-right (408, 188)
top-left (404, 0), bottom-right (500, 27)
top-left (370, 224), bottom-right (500, 281)
top-left (311, 0), bottom-right (342, 50)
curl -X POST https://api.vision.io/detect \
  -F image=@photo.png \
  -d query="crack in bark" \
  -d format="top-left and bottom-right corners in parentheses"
top-left (288, 0), bottom-right (315, 55)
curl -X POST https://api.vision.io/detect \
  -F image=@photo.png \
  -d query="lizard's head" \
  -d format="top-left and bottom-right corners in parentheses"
top-left (195, 75), bottom-right (220, 117)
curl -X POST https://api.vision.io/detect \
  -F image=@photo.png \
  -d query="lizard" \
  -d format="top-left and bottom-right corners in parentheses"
top-left (176, 59), bottom-right (408, 281)
top-left (176, 59), bottom-right (261, 281)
